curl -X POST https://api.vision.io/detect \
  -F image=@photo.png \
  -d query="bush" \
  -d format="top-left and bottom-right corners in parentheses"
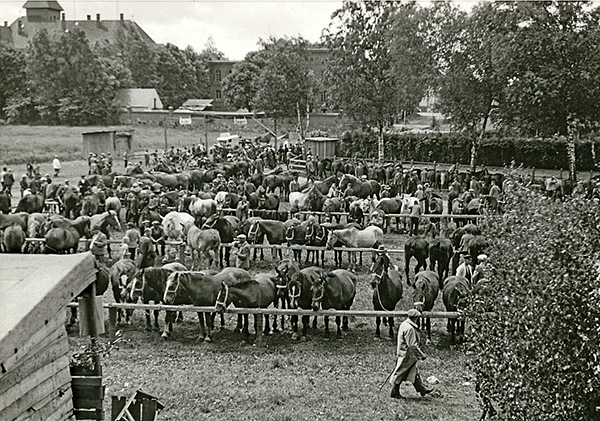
top-left (337, 130), bottom-right (600, 171)
top-left (468, 182), bottom-right (600, 420)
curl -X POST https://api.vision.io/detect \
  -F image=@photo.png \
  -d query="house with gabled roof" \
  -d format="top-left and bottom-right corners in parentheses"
top-left (116, 88), bottom-right (163, 111)
top-left (0, 0), bottom-right (155, 49)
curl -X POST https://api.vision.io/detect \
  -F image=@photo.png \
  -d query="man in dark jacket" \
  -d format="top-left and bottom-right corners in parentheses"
top-left (136, 228), bottom-right (156, 270)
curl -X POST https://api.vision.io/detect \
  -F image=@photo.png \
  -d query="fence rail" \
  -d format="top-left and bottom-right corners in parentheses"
top-left (67, 301), bottom-right (463, 346)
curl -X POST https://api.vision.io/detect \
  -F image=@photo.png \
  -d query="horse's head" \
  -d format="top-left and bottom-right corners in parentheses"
top-left (130, 270), bottom-right (145, 302)
top-left (202, 214), bottom-right (218, 230)
top-left (274, 264), bottom-right (290, 300)
top-left (285, 225), bottom-right (296, 243)
top-left (326, 230), bottom-right (338, 249)
top-left (287, 273), bottom-right (303, 309)
top-left (107, 210), bottom-right (122, 231)
top-left (311, 274), bottom-right (326, 311)
top-left (370, 255), bottom-right (387, 289)
top-left (412, 277), bottom-right (428, 311)
top-left (215, 282), bottom-right (229, 314)
top-left (247, 220), bottom-right (261, 243)
top-left (163, 272), bottom-right (182, 305)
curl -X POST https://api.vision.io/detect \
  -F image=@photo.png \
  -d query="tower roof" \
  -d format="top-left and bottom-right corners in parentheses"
top-left (23, 1), bottom-right (63, 11)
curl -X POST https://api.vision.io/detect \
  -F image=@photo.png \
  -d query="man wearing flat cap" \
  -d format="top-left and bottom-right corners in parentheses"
top-left (232, 233), bottom-right (250, 269)
top-left (390, 309), bottom-right (435, 399)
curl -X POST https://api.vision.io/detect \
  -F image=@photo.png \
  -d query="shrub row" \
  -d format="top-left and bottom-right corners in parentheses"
top-left (338, 131), bottom-right (600, 171)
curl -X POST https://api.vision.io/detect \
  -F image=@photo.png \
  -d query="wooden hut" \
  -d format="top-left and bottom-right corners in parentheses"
top-left (82, 129), bottom-right (134, 158)
top-left (0, 253), bottom-right (98, 421)
top-left (304, 137), bottom-right (339, 159)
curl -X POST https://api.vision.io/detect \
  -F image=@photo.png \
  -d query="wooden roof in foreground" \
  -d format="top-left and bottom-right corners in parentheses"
top-left (0, 253), bottom-right (96, 363)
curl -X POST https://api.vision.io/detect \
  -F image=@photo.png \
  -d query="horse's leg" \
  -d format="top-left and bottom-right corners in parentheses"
top-left (312, 315), bottom-right (318, 329)
top-left (342, 315), bottom-right (349, 330)
top-left (264, 314), bottom-right (272, 335)
top-left (197, 312), bottom-right (206, 341)
top-left (388, 317), bottom-right (395, 339)
top-left (161, 312), bottom-right (171, 340)
top-left (336, 316), bottom-right (343, 337)
top-left (301, 315), bottom-right (310, 339)
top-left (153, 310), bottom-right (160, 331)
top-left (242, 314), bottom-right (250, 342)
top-left (235, 315), bottom-right (242, 333)
top-left (375, 316), bottom-right (381, 338)
top-left (324, 316), bottom-right (330, 335)
top-left (126, 309), bottom-right (133, 325)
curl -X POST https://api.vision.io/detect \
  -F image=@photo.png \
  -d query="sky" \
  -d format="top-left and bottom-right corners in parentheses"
top-left (0, 0), bottom-right (347, 60)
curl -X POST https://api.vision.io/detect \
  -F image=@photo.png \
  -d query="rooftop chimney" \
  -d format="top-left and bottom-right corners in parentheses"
top-left (62, 13), bottom-right (65, 20)
top-left (4, 21), bottom-right (7, 27)
top-left (120, 13), bottom-right (124, 21)
top-left (96, 14), bottom-right (101, 27)
top-left (17, 20), bottom-right (22, 35)
top-left (61, 13), bottom-right (65, 29)
top-left (87, 15), bottom-right (91, 21)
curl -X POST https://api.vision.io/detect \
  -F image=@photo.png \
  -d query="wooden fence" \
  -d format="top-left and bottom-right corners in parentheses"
top-left (68, 302), bottom-right (463, 347)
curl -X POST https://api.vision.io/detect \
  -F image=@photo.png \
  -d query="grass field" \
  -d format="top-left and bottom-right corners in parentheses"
top-left (69, 230), bottom-right (481, 421)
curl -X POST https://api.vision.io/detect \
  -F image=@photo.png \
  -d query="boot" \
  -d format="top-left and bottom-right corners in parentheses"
top-left (390, 383), bottom-right (402, 399)
top-left (413, 374), bottom-right (434, 397)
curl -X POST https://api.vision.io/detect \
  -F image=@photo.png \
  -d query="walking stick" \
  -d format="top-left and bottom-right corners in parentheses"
top-left (378, 367), bottom-right (395, 392)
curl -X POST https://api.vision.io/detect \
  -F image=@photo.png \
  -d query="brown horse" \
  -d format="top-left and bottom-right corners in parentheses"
top-left (163, 268), bottom-right (252, 342)
top-left (413, 270), bottom-right (440, 342)
top-left (274, 259), bottom-right (301, 332)
top-left (3, 224), bottom-right (25, 253)
top-left (404, 237), bottom-right (430, 286)
top-left (247, 219), bottom-right (286, 260)
top-left (311, 269), bottom-right (356, 337)
top-left (288, 266), bottom-right (324, 340)
top-left (370, 253), bottom-right (403, 338)
top-left (429, 238), bottom-right (454, 288)
top-left (109, 258), bottom-right (137, 325)
top-left (443, 275), bottom-right (471, 343)
top-left (214, 272), bottom-right (277, 342)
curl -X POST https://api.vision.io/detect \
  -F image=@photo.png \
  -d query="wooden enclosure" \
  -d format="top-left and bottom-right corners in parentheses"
top-left (82, 129), bottom-right (134, 159)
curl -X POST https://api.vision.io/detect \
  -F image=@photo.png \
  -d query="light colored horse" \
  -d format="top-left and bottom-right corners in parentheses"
top-left (162, 211), bottom-right (194, 241)
top-left (214, 191), bottom-right (228, 210)
top-left (184, 222), bottom-right (221, 269)
top-left (188, 197), bottom-right (217, 223)
top-left (326, 225), bottom-right (384, 268)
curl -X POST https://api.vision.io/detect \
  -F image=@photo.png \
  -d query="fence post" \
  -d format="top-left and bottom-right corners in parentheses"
top-left (108, 307), bottom-right (117, 341)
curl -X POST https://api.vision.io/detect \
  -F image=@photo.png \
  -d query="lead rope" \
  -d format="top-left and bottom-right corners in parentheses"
top-left (215, 283), bottom-right (229, 309)
top-left (374, 266), bottom-right (391, 312)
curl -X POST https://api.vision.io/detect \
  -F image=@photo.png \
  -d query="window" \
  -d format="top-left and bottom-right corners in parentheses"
top-left (215, 69), bottom-right (222, 82)
top-left (320, 91), bottom-right (327, 103)
top-left (216, 90), bottom-right (222, 99)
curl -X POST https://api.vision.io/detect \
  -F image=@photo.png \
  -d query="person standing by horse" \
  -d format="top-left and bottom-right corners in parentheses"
top-left (89, 227), bottom-right (108, 265)
top-left (2, 169), bottom-right (15, 197)
top-left (150, 220), bottom-right (166, 258)
top-left (231, 234), bottom-right (250, 269)
top-left (456, 254), bottom-right (475, 284)
top-left (409, 197), bottom-right (422, 236)
top-left (137, 228), bottom-right (156, 270)
top-left (372, 244), bottom-right (390, 274)
top-left (124, 222), bottom-right (141, 260)
top-left (389, 308), bottom-right (435, 399)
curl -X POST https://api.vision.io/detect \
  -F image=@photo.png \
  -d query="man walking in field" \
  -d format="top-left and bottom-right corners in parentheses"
top-left (52, 155), bottom-right (61, 177)
top-left (390, 309), bottom-right (435, 399)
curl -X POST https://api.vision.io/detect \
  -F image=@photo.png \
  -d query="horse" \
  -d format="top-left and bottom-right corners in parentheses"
top-left (214, 272), bottom-right (277, 342)
top-left (305, 219), bottom-right (328, 266)
top-left (339, 174), bottom-right (380, 199)
top-left (247, 219), bottom-right (287, 260)
top-left (376, 197), bottom-right (403, 232)
top-left (413, 270), bottom-right (440, 343)
top-left (370, 253), bottom-right (403, 338)
top-left (429, 238), bottom-right (454, 288)
top-left (25, 212), bottom-right (46, 253)
top-left (80, 194), bottom-right (100, 216)
top-left (289, 187), bottom-right (325, 213)
top-left (16, 193), bottom-right (45, 214)
top-left (60, 186), bottom-right (81, 219)
top-left (109, 259), bottom-right (137, 325)
top-left (129, 263), bottom-right (188, 337)
top-left (287, 266), bottom-right (324, 340)
top-left (163, 268), bottom-right (253, 342)
top-left (443, 276), bottom-right (471, 344)
top-left (105, 196), bottom-right (122, 215)
top-left (262, 174), bottom-right (288, 196)
top-left (326, 225), bottom-right (383, 268)
top-left (202, 214), bottom-right (240, 267)
top-left (312, 174), bottom-right (338, 196)
top-left (311, 269), bottom-right (356, 337)
top-left (322, 197), bottom-right (343, 224)
top-left (45, 225), bottom-right (80, 254)
top-left (162, 211), bottom-right (194, 241)
top-left (404, 237), bottom-right (429, 286)
top-left (274, 258), bottom-right (301, 332)
top-left (188, 197), bottom-right (217, 225)
top-left (0, 212), bottom-right (28, 232)
top-left (0, 192), bottom-right (9, 214)
top-left (285, 220), bottom-right (309, 262)
top-left (3, 224), bottom-right (25, 253)
top-left (257, 193), bottom-right (280, 211)
top-left (184, 222), bottom-right (221, 269)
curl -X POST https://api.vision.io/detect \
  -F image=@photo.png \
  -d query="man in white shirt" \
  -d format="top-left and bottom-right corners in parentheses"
top-left (52, 155), bottom-right (61, 177)
top-left (456, 254), bottom-right (474, 283)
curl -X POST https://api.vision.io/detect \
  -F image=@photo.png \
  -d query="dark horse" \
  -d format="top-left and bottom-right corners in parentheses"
top-left (429, 238), bottom-right (454, 289)
top-left (214, 272), bottom-right (277, 342)
top-left (128, 262), bottom-right (188, 338)
top-left (311, 269), bottom-right (356, 337)
top-left (247, 219), bottom-right (286, 260)
top-left (404, 236), bottom-right (429, 286)
top-left (163, 268), bottom-right (252, 342)
top-left (443, 275), bottom-right (471, 344)
top-left (274, 258), bottom-right (301, 332)
top-left (285, 221), bottom-right (309, 262)
top-left (202, 214), bottom-right (240, 267)
top-left (370, 254), bottom-right (403, 338)
top-left (287, 266), bottom-right (324, 340)
top-left (413, 270), bottom-right (440, 343)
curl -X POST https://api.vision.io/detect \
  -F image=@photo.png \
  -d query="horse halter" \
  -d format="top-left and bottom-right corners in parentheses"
top-left (215, 283), bottom-right (229, 311)
top-left (288, 283), bottom-right (301, 308)
top-left (285, 226), bottom-right (295, 241)
top-left (164, 274), bottom-right (181, 304)
top-left (248, 222), bottom-right (258, 241)
top-left (130, 272), bottom-right (145, 301)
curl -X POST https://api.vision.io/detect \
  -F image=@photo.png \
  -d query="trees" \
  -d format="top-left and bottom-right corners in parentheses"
top-left (323, 1), bottom-right (400, 162)
top-left (222, 61), bottom-right (260, 111)
top-left (26, 28), bottom-right (120, 125)
top-left (0, 45), bottom-right (31, 123)
top-left (469, 182), bottom-right (600, 419)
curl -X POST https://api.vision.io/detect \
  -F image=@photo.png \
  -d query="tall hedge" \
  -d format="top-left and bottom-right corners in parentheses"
top-left (338, 131), bottom-right (600, 171)
top-left (469, 182), bottom-right (600, 420)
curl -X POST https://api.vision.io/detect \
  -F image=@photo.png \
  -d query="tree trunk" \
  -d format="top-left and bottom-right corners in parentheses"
top-left (471, 106), bottom-right (491, 173)
top-left (378, 126), bottom-right (384, 164)
top-left (297, 102), bottom-right (305, 140)
top-left (566, 124), bottom-right (577, 182)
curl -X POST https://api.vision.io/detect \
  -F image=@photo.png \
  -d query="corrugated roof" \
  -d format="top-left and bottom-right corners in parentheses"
top-left (23, 1), bottom-right (63, 11)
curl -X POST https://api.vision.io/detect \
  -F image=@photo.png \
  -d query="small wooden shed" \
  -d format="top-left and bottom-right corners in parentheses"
top-left (304, 137), bottom-right (339, 159)
top-left (0, 253), bottom-right (98, 421)
top-left (82, 129), bottom-right (134, 158)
